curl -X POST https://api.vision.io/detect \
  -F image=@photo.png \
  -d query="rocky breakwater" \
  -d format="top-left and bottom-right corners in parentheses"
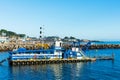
top-left (90, 44), bottom-right (120, 49)
top-left (63, 44), bottom-right (120, 50)
top-left (1, 42), bottom-right (120, 52)
top-left (0, 42), bottom-right (49, 52)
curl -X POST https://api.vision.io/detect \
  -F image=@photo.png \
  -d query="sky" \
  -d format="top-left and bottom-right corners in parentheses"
top-left (0, 0), bottom-right (120, 41)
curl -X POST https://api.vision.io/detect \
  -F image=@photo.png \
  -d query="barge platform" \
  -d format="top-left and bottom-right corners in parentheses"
top-left (9, 55), bottom-right (114, 66)
top-left (9, 58), bottom-right (96, 66)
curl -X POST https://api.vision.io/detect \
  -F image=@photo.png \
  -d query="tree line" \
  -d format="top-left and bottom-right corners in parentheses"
top-left (0, 29), bottom-right (26, 38)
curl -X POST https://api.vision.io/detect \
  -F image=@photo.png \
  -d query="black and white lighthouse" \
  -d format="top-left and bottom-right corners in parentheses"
top-left (40, 27), bottom-right (42, 40)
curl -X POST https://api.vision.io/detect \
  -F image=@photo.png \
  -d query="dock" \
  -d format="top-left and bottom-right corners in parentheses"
top-left (9, 58), bottom-right (96, 66)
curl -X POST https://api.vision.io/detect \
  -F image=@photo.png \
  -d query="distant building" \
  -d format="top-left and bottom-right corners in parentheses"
top-left (44, 36), bottom-right (61, 41)
top-left (44, 36), bottom-right (61, 46)
top-left (25, 37), bottom-right (38, 41)
top-left (81, 39), bottom-right (90, 42)
top-left (0, 36), bottom-right (9, 42)
top-left (63, 38), bottom-right (77, 42)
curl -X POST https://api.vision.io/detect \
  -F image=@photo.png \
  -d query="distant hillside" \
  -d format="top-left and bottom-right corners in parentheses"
top-left (0, 29), bottom-right (26, 38)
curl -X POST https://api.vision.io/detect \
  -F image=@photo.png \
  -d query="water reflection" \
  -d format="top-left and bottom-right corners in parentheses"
top-left (10, 62), bottom-right (86, 80)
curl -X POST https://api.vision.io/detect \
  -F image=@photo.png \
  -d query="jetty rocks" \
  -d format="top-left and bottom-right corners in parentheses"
top-left (0, 42), bottom-right (49, 52)
top-left (90, 44), bottom-right (120, 49)
top-left (0, 42), bottom-right (120, 52)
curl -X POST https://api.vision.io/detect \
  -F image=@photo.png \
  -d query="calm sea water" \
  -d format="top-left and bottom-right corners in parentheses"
top-left (93, 41), bottom-right (120, 45)
top-left (0, 49), bottom-right (120, 80)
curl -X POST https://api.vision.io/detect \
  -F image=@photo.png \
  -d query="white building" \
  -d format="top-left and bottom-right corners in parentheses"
top-left (0, 36), bottom-right (8, 42)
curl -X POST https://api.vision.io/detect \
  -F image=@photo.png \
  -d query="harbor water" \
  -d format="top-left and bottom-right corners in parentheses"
top-left (0, 49), bottom-right (120, 80)
top-left (93, 41), bottom-right (120, 45)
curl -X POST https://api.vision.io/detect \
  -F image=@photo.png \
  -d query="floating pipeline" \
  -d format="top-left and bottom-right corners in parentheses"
top-left (1, 44), bottom-right (120, 52)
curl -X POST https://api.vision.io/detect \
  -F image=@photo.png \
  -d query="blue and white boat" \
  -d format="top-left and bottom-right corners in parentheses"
top-left (8, 41), bottom-right (91, 62)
